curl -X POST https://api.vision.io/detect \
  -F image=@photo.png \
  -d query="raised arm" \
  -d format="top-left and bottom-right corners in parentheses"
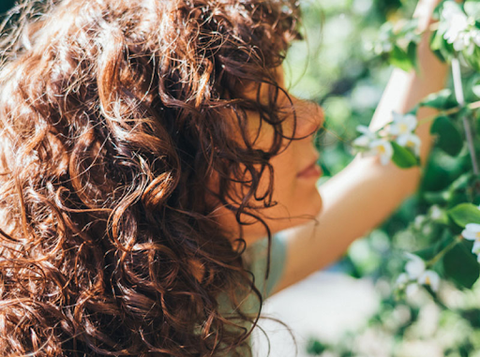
top-left (275, 0), bottom-right (448, 292)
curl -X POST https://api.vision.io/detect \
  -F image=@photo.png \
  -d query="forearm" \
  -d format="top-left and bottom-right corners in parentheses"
top-left (330, 0), bottom-right (449, 222)
top-left (276, 1), bottom-right (448, 291)
top-left (350, 28), bottom-right (449, 200)
top-left (370, 28), bottom-right (448, 165)
top-left (276, 157), bottom-right (422, 292)
top-left (310, 25), bottom-right (448, 271)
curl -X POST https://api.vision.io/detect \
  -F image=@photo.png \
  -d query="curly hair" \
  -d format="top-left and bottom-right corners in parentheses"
top-left (0, 0), bottom-right (300, 355)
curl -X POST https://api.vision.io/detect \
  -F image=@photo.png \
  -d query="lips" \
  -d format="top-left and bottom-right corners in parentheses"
top-left (297, 158), bottom-right (322, 179)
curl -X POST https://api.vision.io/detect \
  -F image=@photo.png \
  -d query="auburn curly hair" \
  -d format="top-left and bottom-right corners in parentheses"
top-left (0, 0), bottom-right (300, 355)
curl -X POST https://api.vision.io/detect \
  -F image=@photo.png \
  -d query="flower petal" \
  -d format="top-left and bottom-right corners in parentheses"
top-left (418, 270), bottom-right (440, 292)
top-left (462, 229), bottom-right (478, 240)
top-left (391, 111), bottom-right (403, 123)
top-left (465, 223), bottom-right (480, 231)
top-left (473, 240), bottom-right (480, 255)
top-left (396, 133), bottom-right (421, 156)
top-left (396, 273), bottom-right (409, 286)
top-left (379, 152), bottom-right (391, 166)
top-left (406, 283), bottom-right (419, 297)
top-left (404, 114), bottom-right (417, 131)
top-left (405, 254), bottom-right (425, 279)
top-left (369, 139), bottom-right (393, 165)
top-left (353, 135), bottom-right (371, 148)
top-left (356, 125), bottom-right (374, 137)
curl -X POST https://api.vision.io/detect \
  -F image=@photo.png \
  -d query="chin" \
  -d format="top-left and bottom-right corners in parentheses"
top-left (296, 184), bottom-right (323, 217)
top-left (311, 189), bottom-right (323, 216)
top-left (215, 188), bottom-right (324, 245)
top-left (268, 189), bottom-right (323, 236)
top-left (296, 190), bottom-right (323, 225)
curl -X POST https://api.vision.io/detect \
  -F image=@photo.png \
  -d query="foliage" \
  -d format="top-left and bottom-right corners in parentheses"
top-left (284, 0), bottom-right (480, 356)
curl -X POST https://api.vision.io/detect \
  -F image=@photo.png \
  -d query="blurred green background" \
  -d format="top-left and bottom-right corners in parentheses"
top-left (283, 0), bottom-right (480, 356)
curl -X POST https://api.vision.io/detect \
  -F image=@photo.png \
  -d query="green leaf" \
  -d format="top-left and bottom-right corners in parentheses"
top-left (424, 190), bottom-right (452, 204)
top-left (448, 173), bottom-right (473, 193)
top-left (429, 30), bottom-right (451, 62)
top-left (421, 89), bottom-right (457, 110)
top-left (407, 42), bottom-right (418, 72)
top-left (464, 1), bottom-right (480, 19)
top-left (430, 23), bottom-right (456, 61)
top-left (464, 44), bottom-right (480, 72)
top-left (448, 203), bottom-right (480, 227)
top-left (306, 339), bottom-right (327, 355)
top-left (442, 240), bottom-right (480, 289)
top-left (319, 162), bottom-right (332, 177)
top-left (430, 31), bottom-right (443, 52)
top-left (430, 116), bottom-right (463, 156)
top-left (415, 230), bottom-right (454, 261)
top-left (391, 141), bottom-right (418, 168)
top-left (389, 45), bottom-right (413, 72)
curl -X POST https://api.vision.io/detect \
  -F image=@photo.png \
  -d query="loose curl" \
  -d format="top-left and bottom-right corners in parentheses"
top-left (0, 0), bottom-right (300, 355)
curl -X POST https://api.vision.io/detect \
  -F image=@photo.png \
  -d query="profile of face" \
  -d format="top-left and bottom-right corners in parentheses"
top-left (212, 68), bottom-right (325, 245)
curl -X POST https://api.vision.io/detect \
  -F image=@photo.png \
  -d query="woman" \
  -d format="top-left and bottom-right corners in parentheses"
top-left (0, 0), bottom-right (446, 355)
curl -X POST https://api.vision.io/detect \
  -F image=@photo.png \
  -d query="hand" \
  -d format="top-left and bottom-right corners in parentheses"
top-left (413, 0), bottom-right (441, 32)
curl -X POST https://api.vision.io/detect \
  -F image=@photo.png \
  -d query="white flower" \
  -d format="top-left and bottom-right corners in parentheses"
top-left (461, 223), bottom-right (480, 241)
top-left (396, 273), bottom-right (409, 286)
top-left (461, 223), bottom-right (480, 262)
top-left (442, 1), bottom-right (466, 20)
top-left (389, 112), bottom-right (417, 136)
top-left (473, 29), bottom-right (480, 47)
top-left (401, 253), bottom-right (441, 294)
top-left (406, 283), bottom-right (420, 297)
top-left (374, 41), bottom-right (393, 54)
top-left (453, 32), bottom-right (468, 51)
top-left (405, 253), bottom-right (426, 280)
top-left (474, 241), bottom-right (480, 253)
top-left (396, 273), bottom-right (419, 297)
top-left (445, 14), bottom-right (469, 46)
top-left (414, 215), bottom-right (426, 228)
top-left (396, 133), bottom-right (421, 156)
top-left (374, 31), bottom-right (394, 54)
top-left (455, 31), bottom-right (476, 54)
top-left (429, 205), bottom-right (443, 220)
top-left (442, 2), bottom-right (469, 46)
top-left (418, 270), bottom-right (440, 292)
top-left (441, 2), bottom-right (480, 53)
top-left (353, 125), bottom-right (376, 148)
top-left (368, 139), bottom-right (393, 165)
top-left (404, 31), bottom-right (420, 43)
top-left (382, 41), bottom-right (393, 53)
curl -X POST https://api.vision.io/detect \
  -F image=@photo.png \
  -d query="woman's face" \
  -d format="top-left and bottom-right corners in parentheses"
top-left (211, 68), bottom-right (324, 245)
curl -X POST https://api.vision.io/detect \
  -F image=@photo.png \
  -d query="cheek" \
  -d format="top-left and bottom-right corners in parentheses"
top-left (206, 144), bottom-right (323, 244)
top-left (269, 150), bottom-right (323, 218)
top-left (269, 154), bottom-right (297, 200)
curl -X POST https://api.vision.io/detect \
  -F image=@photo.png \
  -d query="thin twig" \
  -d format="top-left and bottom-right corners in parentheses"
top-left (426, 235), bottom-right (462, 268)
top-left (418, 100), bottom-right (480, 125)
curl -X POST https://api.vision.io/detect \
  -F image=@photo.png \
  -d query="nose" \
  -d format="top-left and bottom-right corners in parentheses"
top-left (289, 96), bottom-right (324, 139)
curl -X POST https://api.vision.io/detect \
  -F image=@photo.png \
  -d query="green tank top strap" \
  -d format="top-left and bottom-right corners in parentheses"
top-left (244, 232), bottom-right (287, 298)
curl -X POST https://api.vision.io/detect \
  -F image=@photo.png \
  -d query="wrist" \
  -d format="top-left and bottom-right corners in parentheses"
top-left (413, 0), bottom-right (441, 32)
